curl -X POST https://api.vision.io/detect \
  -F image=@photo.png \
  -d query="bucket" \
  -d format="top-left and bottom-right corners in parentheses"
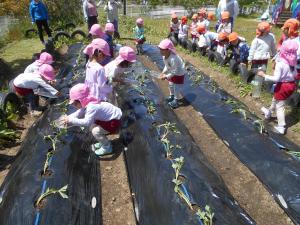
top-left (251, 79), bottom-right (263, 98)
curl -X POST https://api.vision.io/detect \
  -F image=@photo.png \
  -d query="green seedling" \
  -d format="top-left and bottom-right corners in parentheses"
top-left (55, 99), bottom-right (69, 114)
top-left (156, 122), bottom-right (181, 158)
top-left (172, 156), bottom-right (184, 180)
top-left (35, 185), bottom-right (68, 208)
top-left (145, 99), bottom-right (156, 115)
top-left (43, 151), bottom-right (54, 175)
top-left (231, 108), bottom-right (247, 120)
top-left (285, 149), bottom-right (300, 160)
top-left (44, 122), bottom-right (67, 151)
top-left (253, 119), bottom-right (266, 134)
top-left (196, 205), bottom-right (214, 225)
top-left (191, 72), bottom-right (204, 86)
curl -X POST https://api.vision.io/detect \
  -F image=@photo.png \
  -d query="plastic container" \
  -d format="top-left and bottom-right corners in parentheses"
top-left (251, 80), bottom-right (262, 98)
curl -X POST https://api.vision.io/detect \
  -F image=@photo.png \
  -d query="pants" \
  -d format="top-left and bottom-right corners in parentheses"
top-left (35, 20), bottom-right (52, 43)
top-left (269, 98), bottom-right (286, 127)
top-left (88, 16), bottom-right (98, 30)
top-left (26, 92), bottom-right (39, 111)
top-left (91, 125), bottom-right (110, 146)
top-left (169, 81), bottom-right (182, 99)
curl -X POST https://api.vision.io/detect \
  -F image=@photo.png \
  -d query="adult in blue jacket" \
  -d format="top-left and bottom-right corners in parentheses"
top-left (29, 0), bottom-right (52, 44)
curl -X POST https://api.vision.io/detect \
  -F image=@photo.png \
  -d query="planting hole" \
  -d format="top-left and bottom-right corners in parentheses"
top-left (178, 174), bottom-right (186, 183)
top-left (40, 169), bottom-right (53, 178)
top-left (34, 198), bottom-right (47, 210)
top-left (191, 204), bottom-right (201, 213)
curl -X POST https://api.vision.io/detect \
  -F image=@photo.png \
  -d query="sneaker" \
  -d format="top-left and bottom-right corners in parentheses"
top-left (30, 110), bottom-right (43, 117)
top-left (94, 143), bottom-right (113, 156)
top-left (166, 95), bottom-right (174, 102)
top-left (168, 99), bottom-right (179, 109)
top-left (91, 143), bottom-right (101, 152)
top-left (261, 107), bottom-right (271, 119)
top-left (274, 125), bottom-right (286, 134)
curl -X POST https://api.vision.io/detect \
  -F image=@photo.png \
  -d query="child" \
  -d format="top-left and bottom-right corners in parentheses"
top-left (190, 14), bottom-right (199, 42)
top-left (89, 24), bottom-right (105, 39)
top-left (197, 24), bottom-right (218, 51)
top-left (65, 83), bottom-right (122, 156)
top-left (217, 11), bottom-right (232, 34)
top-left (134, 18), bottom-right (146, 55)
top-left (207, 12), bottom-right (215, 29)
top-left (84, 38), bottom-right (111, 66)
top-left (13, 64), bottom-right (59, 116)
top-left (248, 22), bottom-right (276, 78)
top-left (85, 40), bottom-right (112, 102)
top-left (29, 0), bottom-right (52, 44)
top-left (158, 39), bottom-right (186, 109)
top-left (169, 13), bottom-right (180, 41)
top-left (216, 32), bottom-right (229, 63)
top-left (197, 8), bottom-right (209, 28)
top-left (178, 16), bottom-right (189, 46)
top-left (24, 52), bottom-right (53, 74)
top-left (83, 0), bottom-right (98, 30)
top-left (228, 32), bottom-right (249, 65)
top-left (104, 23), bottom-right (115, 58)
top-left (258, 40), bottom-right (298, 134)
top-left (104, 0), bottom-right (122, 38)
top-left (105, 46), bottom-right (137, 84)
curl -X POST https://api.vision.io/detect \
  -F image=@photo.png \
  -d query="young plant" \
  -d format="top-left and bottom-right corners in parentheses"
top-left (196, 205), bottom-right (214, 225)
top-left (230, 108), bottom-right (247, 120)
top-left (156, 122), bottom-right (181, 158)
top-left (191, 72), bottom-right (204, 86)
top-left (172, 157), bottom-right (193, 210)
top-left (253, 119), bottom-right (266, 134)
top-left (43, 151), bottom-right (54, 175)
top-left (55, 99), bottom-right (69, 114)
top-left (35, 185), bottom-right (68, 208)
top-left (285, 149), bottom-right (300, 160)
top-left (44, 122), bottom-right (67, 151)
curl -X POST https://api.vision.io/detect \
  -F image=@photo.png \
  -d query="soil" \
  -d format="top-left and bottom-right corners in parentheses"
top-left (0, 114), bottom-right (35, 186)
top-left (139, 54), bottom-right (294, 225)
top-left (176, 51), bottom-right (300, 146)
top-left (100, 135), bottom-right (137, 225)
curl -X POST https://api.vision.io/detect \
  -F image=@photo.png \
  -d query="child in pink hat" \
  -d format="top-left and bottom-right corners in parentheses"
top-left (63, 83), bottom-right (122, 156)
top-left (84, 39), bottom-right (112, 102)
top-left (104, 23), bottom-right (115, 58)
top-left (84, 38), bottom-right (112, 66)
top-left (133, 18), bottom-right (146, 54)
top-left (89, 24), bottom-right (105, 39)
top-left (258, 40), bottom-right (299, 134)
top-left (13, 64), bottom-right (59, 116)
top-left (158, 39), bottom-right (186, 109)
top-left (24, 52), bottom-right (54, 74)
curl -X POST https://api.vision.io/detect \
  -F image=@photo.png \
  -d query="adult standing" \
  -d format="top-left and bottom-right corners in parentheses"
top-left (83, 0), bottom-right (98, 30)
top-left (29, 0), bottom-right (52, 45)
top-left (104, 0), bottom-right (122, 38)
top-left (217, 0), bottom-right (239, 28)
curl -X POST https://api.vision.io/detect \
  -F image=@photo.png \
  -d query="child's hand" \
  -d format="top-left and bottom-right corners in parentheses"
top-left (159, 73), bottom-right (167, 80)
top-left (257, 71), bottom-right (265, 77)
top-left (61, 115), bottom-right (69, 126)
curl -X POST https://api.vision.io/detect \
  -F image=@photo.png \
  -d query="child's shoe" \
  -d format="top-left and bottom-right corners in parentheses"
top-left (274, 125), bottom-right (285, 135)
top-left (261, 107), bottom-right (271, 119)
top-left (94, 143), bottom-right (113, 156)
top-left (166, 95), bottom-right (174, 102)
top-left (168, 99), bottom-right (179, 109)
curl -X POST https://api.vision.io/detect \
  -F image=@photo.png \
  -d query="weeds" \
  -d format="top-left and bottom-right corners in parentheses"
top-left (35, 185), bottom-right (68, 208)
top-left (237, 81), bottom-right (252, 97)
top-left (196, 205), bottom-right (214, 225)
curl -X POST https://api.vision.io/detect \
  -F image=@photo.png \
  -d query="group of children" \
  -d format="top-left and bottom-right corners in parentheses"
top-left (168, 9), bottom-right (300, 134)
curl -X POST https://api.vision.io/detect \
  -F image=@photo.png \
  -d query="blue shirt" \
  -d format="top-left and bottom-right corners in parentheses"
top-left (103, 33), bottom-right (114, 57)
top-left (230, 41), bottom-right (249, 63)
top-left (29, 1), bottom-right (49, 22)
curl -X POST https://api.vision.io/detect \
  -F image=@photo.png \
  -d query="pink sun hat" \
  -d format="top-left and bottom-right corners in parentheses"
top-left (158, 39), bottom-right (176, 54)
top-left (136, 18), bottom-right (144, 25)
top-left (39, 64), bottom-right (55, 81)
top-left (84, 39), bottom-right (111, 57)
top-left (280, 39), bottom-right (299, 66)
top-left (36, 52), bottom-right (53, 65)
top-left (115, 46), bottom-right (137, 65)
top-left (105, 23), bottom-right (115, 32)
top-left (89, 24), bottom-right (105, 38)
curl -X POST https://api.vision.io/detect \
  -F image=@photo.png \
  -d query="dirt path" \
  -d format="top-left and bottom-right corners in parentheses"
top-left (100, 137), bottom-right (137, 225)
top-left (139, 55), bottom-right (294, 225)
top-left (176, 51), bottom-right (300, 146)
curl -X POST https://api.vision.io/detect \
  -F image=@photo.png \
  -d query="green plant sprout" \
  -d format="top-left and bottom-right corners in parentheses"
top-left (191, 72), bottom-right (204, 86)
top-left (285, 149), bottom-right (300, 160)
top-left (253, 119), bottom-right (266, 134)
top-left (156, 122), bottom-right (181, 158)
top-left (44, 122), bottom-right (67, 151)
top-left (35, 185), bottom-right (68, 207)
top-left (230, 108), bottom-right (247, 120)
top-left (43, 151), bottom-right (54, 175)
top-left (171, 157), bottom-right (193, 210)
top-left (55, 99), bottom-right (69, 114)
top-left (196, 205), bottom-right (214, 225)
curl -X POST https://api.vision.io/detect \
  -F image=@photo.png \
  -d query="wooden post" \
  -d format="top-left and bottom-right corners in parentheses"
top-left (123, 0), bottom-right (127, 15)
